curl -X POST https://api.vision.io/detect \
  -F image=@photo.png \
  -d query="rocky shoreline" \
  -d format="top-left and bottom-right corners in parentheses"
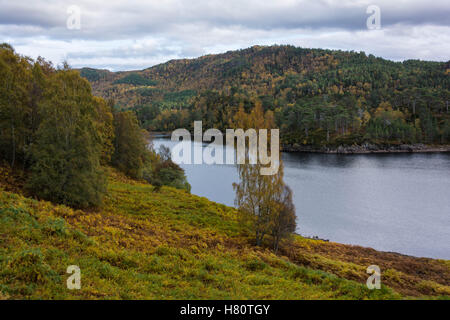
top-left (282, 143), bottom-right (450, 154)
top-left (150, 132), bottom-right (450, 155)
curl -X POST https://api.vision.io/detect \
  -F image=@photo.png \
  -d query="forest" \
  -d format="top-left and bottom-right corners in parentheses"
top-left (81, 45), bottom-right (450, 148)
top-left (0, 44), bottom-right (190, 209)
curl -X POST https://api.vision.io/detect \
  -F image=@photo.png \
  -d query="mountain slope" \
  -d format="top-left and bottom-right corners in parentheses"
top-left (83, 45), bottom-right (449, 102)
top-left (1, 166), bottom-right (449, 299)
top-left (80, 45), bottom-right (450, 147)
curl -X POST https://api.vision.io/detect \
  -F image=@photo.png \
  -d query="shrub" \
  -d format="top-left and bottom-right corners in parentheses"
top-left (6, 249), bottom-right (58, 284)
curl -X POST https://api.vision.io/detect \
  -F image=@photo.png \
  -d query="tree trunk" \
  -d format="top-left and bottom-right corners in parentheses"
top-left (273, 236), bottom-right (280, 254)
top-left (256, 231), bottom-right (262, 246)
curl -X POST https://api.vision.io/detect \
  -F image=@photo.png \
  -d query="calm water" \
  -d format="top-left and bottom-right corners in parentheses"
top-left (153, 137), bottom-right (450, 259)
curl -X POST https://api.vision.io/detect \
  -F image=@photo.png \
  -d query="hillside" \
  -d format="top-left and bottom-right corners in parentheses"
top-left (1, 44), bottom-right (449, 300)
top-left (1, 166), bottom-right (449, 299)
top-left (80, 45), bottom-right (450, 148)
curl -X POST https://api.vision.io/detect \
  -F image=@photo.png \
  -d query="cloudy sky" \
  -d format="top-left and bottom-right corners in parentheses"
top-left (1, 0), bottom-right (449, 71)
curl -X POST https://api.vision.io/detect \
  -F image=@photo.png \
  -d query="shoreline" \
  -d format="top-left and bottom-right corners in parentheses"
top-left (149, 132), bottom-right (450, 155)
top-left (282, 143), bottom-right (450, 154)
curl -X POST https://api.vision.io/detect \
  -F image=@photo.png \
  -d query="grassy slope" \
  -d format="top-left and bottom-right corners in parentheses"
top-left (0, 167), bottom-right (448, 300)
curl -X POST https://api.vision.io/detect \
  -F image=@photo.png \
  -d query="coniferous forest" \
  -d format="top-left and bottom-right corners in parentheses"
top-left (80, 45), bottom-right (450, 149)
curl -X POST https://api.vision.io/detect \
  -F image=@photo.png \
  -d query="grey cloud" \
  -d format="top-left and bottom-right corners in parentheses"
top-left (0, 2), bottom-right (64, 28)
top-left (1, 0), bottom-right (449, 70)
top-left (1, 0), bottom-right (449, 41)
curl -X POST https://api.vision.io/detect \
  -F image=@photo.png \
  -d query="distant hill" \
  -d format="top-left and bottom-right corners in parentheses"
top-left (80, 45), bottom-right (450, 147)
